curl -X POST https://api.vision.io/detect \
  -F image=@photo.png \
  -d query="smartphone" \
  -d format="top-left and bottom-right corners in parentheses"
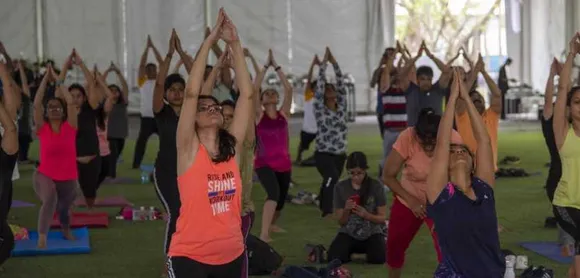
top-left (349, 195), bottom-right (360, 206)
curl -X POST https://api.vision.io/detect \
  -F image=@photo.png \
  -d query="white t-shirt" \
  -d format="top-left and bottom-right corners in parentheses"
top-left (140, 79), bottom-right (155, 118)
top-left (302, 88), bottom-right (318, 134)
top-left (0, 121), bottom-right (20, 181)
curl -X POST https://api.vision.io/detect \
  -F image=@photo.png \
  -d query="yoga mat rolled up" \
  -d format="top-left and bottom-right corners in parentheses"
top-left (12, 228), bottom-right (91, 257)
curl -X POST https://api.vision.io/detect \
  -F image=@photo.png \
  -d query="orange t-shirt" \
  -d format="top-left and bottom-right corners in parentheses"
top-left (393, 127), bottom-right (463, 207)
top-left (455, 108), bottom-right (499, 170)
top-left (168, 145), bottom-right (244, 265)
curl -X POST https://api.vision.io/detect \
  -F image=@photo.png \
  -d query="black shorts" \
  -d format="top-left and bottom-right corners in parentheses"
top-left (167, 255), bottom-right (243, 278)
top-left (299, 131), bottom-right (317, 151)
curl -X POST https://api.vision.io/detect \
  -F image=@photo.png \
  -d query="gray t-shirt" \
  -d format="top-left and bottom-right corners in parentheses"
top-left (333, 177), bottom-right (386, 240)
top-left (405, 82), bottom-right (449, 126)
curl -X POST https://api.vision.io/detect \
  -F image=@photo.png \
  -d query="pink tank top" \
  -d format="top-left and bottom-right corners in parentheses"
top-left (254, 112), bottom-right (291, 172)
top-left (97, 123), bottom-right (110, 156)
top-left (37, 122), bottom-right (78, 181)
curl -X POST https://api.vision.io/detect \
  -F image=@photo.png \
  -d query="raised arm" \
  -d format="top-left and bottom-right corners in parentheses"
top-left (224, 15), bottom-right (254, 147)
top-left (462, 51), bottom-right (474, 72)
top-left (111, 63), bottom-right (129, 104)
top-left (554, 34), bottom-right (580, 149)
top-left (55, 67), bottom-right (78, 128)
top-left (478, 55), bottom-right (502, 115)
top-left (0, 96), bottom-right (17, 155)
top-left (543, 58), bottom-right (560, 119)
top-left (427, 70), bottom-right (460, 203)
top-left (379, 54), bottom-right (394, 93)
top-left (95, 71), bottom-right (115, 114)
top-left (268, 49), bottom-right (292, 116)
top-left (153, 30), bottom-right (176, 113)
top-left (33, 68), bottom-right (51, 131)
top-left (244, 48), bottom-right (260, 76)
top-left (201, 50), bottom-right (227, 96)
top-left (0, 60), bottom-right (18, 121)
top-left (206, 26), bottom-right (224, 58)
top-left (73, 50), bottom-right (101, 109)
top-left (150, 39), bottom-right (164, 65)
top-left (174, 31), bottom-right (193, 72)
top-left (252, 65), bottom-right (266, 121)
top-left (0, 42), bottom-right (13, 72)
top-left (138, 37), bottom-right (151, 82)
top-left (177, 13), bottom-right (223, 169)
top-left (461, 70), bottom-right (494, 186)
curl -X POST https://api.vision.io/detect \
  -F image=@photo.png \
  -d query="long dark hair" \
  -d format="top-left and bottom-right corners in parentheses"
top-left (95, 105), bottom-right (106, 130)
top-left (197, 95), bottom-right (237, 163)
top-left (107, 84), bottom-right (125, 104)
top-left (346, 151), bottom-right (371, 205)
top-left (69, 83), bottom-right (87, 99)
top-left (415, 107), bottom-right (441, 152)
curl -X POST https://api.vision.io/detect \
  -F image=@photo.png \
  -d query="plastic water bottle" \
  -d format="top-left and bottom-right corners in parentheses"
top-left (140, 171), bottom-right (149, 184)
top-left (148, 206), bottom-right (156, 220)
top-left (504, 255), bottom-right (516, 278)
top-left (139, 207), bottom-right (146, 221)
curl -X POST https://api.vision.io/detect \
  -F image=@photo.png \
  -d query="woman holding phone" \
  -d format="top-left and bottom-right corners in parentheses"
top-left (327, 152), bottom-right (386, 264)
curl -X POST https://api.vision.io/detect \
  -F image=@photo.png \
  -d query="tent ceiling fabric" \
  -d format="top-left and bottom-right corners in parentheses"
top-left (0, 0), bottom-right (394, 111)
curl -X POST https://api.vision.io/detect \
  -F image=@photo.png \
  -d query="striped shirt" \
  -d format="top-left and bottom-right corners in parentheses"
top-left (381, 87), bottom-right (407, 129)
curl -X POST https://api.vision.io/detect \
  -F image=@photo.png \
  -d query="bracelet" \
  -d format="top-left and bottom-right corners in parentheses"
top-left (275, 66), bottom-right (281, 71)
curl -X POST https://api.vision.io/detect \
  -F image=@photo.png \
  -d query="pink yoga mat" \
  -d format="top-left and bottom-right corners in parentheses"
top-left (51, 211), bottom-right (109, 228)
top-left (74, 196), bottom-right (132, 208)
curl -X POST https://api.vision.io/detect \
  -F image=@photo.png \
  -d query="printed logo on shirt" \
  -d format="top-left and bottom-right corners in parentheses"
top-left (207, 171), bottom-right (237, 216)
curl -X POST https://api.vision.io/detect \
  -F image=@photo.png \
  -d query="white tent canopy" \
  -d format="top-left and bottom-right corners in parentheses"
top-left (0, 0), bottom-right (396, 112)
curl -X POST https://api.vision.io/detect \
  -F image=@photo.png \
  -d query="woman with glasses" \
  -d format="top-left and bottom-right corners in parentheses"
top-left (327, 151), bottom-right (386, 264)
top-left (382, 107), bottom-right (463, 278)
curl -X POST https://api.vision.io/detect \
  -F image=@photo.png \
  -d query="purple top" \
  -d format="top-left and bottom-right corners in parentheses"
top-left (254, 112), bottom-right (292, 172)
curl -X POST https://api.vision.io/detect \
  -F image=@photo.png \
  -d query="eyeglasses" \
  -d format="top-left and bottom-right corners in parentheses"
top-left (198, 104), bottom-right (223, 113)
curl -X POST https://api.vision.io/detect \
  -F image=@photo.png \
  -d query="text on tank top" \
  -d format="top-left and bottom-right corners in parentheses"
top-left (168, 144), bottom-right (244, 265)
top-left (254, 112), bottom-right (291, 172)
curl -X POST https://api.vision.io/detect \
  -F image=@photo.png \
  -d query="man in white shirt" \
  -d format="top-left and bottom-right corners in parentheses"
top-left (132, 36), bottom-right (163, 169)
top-left (296, 55), bottom-right (320, 165)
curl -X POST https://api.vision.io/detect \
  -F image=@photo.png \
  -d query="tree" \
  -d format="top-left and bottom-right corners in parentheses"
top-left (396, 0), bottom-right (501, 61)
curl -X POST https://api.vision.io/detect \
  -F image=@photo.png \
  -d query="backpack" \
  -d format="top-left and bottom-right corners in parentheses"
top-left (247, 234), bottom-right (283, 275)
top-left (520, 265), bottom-right (554, 278)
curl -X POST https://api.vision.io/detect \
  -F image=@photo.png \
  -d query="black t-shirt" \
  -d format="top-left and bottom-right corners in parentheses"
top-left (0, 148), bottom-right (17, 222)
top-left (154, 104), bottom-right (179, 175)
top-left (76, 102), bottom-right (99, 156)
top-left (541, 116), bottom-right (562, 201)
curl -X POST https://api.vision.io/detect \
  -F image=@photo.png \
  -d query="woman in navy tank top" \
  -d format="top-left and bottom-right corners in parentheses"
top-left (426, 69), bottom-right (505, 277)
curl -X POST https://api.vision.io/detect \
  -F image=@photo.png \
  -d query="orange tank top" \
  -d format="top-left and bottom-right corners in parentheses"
top-left (168, 144), bottom-right (244, 265)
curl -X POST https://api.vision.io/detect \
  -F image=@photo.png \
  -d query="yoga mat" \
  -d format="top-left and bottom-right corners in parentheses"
top-left (519, 241), bottom-right (573, 264)
top-left (11, 200), bottom-right (35, 208)
top-left (74, 196), bottom-right (131, 207)
top-left (50, 212), bottom-right (109, 229)
top-left (12, 228), bottom-right (91, 257)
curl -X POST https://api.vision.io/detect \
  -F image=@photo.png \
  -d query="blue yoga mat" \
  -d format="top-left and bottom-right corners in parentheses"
top-left (520, 241), bottom-right (572, 264)
top-left (12, 228), bottom-right (91, 257)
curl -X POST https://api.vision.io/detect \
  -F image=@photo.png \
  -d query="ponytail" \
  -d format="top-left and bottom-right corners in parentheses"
top-left (213, 128), bottom-right (237, 163)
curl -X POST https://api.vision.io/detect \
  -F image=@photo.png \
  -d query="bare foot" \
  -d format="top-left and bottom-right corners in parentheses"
top-left (497, 224), bottom-right (504, 233)
top-left (37, 235), bottom-right (47, 249)
top-left (259, 234), bottom-right (273, 243)
top-left (62, 229), bottom-right (75, 240)
top-left (270, 225), bottom-right (286, 233)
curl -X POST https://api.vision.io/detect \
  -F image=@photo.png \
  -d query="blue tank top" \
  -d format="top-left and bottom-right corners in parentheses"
top-left (427, 177), bottom-right (505, 278)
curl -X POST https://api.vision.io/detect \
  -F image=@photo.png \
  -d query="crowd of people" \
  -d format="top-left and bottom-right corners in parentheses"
top-left (0, 7), bottom-right (579, 278)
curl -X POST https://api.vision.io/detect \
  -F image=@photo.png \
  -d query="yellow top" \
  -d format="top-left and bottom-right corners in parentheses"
top-left (553, 128), bottom-right (580, 209)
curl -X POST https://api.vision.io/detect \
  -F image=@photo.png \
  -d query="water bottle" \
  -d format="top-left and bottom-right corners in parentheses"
top-left (140, 171), bottom-right (149, 184)
top-left (148, 206), bottom-right (156, 220)
top-left (132, 207), bottom-right (140, 221)
top-left (139, 206), bottom-right (146, 221)
top-left (504, 255), bottom-right (516, 278)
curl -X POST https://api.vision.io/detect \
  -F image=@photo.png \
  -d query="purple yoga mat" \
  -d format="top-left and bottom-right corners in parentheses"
top-left (11, 200), bottom-right (35, 208)
top-left (74, 196), bottom-right (132, 207)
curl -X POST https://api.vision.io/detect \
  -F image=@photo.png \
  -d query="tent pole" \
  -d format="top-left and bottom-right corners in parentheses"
top-left (35, 0), bottom-right (44, 62)
top-left (205, 0), bottom-right (213, 64)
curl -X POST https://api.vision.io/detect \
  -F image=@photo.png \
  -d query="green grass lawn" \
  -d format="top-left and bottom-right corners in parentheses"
top-left (1, 129), bottom-right (570, 277)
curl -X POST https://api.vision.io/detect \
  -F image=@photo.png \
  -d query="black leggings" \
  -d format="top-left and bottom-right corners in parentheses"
top-left (97, 155), bottom-right (111, 186)
top-left (0, 221), bottom-right (14, 267)
top-left (255, 167), bottom-right (291, 211)
top-left (108, 138), bottom-right (125, 178)
top-left (154, 168), bottom-right (181, 254)
top-left (78, 156), bottom-right (102, 199)
top-left (554, 205), bottom-right (580, 255)
top-left (314, 152), bottom-right (346, 216)
top-left (133, 117), bottom-right (157, 168)
top-left (327, 233), bottom-right (386, 264)
top-left (168, 255), bottom-right (243, 278)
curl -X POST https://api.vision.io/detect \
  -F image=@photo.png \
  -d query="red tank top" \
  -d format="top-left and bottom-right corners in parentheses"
top-left (168, 144), bottom-right (244, 265)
